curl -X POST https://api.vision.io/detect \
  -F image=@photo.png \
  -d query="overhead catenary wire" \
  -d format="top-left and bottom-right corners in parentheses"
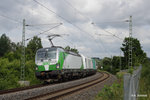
top-left (26, 23), bottom-right (62, 26)
top-left (33, 0), bottom-right (86, 36)
top-left (33, 0), bottom-right (104, 53)
top-left (0, 14), bottom-right (22, 24)
top-left (98, 37), bottom-right (112, 57)
top-left (33, 0), bottom-right (76, 26)
top-left (92, 23), bottom-right (112, 57)
top-left (62, 0), bottom-right (91, 21)
top-left (0, 13), bottom-right (63, 38)
top-left (25, 22), bottom-right (62, 36)
top-left (93, 20), bottom-right (127, 23)
top-left (26, 26), bottom-right (46, 34)
top-left (92, 23), bottom-right (123, 40)
top-left (42, 33), bottom-right (76, 48)
top-left (60, 36), bottom-right (76, 47)
top-left (63, 0), bottom-right (123, 42)
top-left (62, 0), bottom-right (122, 57)
top-left (102, 29), bottom-right (123, 40)
top-left (95, 33), bottom-right (112, 36)
top-left (0, 0), bottom-right (123, 58)
top-left (92, 18), bottom-right (133, 40)
top-left (25, 22), bottom-right (62, 34)
top-left (62, 0), bottom-right (124, 57)
top-left (26, 23), bottom-right (62, 41)
top-left (62, 0), bottom-right (104, 51)
top-left (64, 0), bottom-right (125, 56)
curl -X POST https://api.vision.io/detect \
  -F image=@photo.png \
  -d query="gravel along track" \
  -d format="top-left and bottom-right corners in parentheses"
top-left (0, 84), bottom-right (44, 95)
top-left (0, 72), bottom-right (102, 100)
top-left (28, 72), bottom-right (110, 100)
top-left (61, 73), bottom-right (117, 100)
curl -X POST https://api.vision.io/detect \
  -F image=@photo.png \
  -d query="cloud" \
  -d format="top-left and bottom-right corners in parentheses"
top-left (0, 0), bottom-right (150, 58)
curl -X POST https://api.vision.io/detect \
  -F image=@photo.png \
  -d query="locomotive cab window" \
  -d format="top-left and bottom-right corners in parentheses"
top-left (36, 48), bottom-right (57, 61)
top-left (47, 49), bottom-right (56, 59)
top-left (36, 51), bottom-right (46, 60)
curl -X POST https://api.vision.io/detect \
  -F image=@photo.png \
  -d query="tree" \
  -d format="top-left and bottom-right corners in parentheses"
top-left (64, 46), bottom-right (79, 54)
top-left (14, 42), bottom-right (22, 59)
top-left (112, 56), bottom-right (120, 74)
top-left (0, 35), bottom-right (42, 90)
top-left (102, 57), bottom-right (112, 72)
top-left (0, 34), bottom-right (11, 57)
top-left (26, 36), bottom-right (43, 60)
top-left (121, 37), bottom-right (146, 67)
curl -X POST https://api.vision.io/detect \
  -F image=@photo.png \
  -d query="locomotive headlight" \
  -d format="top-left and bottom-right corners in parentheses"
top-left (35, 67), bottom-right (38, 70)
top-left (56, 63), bottom-right (60, 69)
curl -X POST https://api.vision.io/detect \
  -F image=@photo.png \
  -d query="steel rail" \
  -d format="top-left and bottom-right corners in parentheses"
top-left (29, 72), bottom-right (110, 100)
top-left (0, 73), bottom-right (101, 95)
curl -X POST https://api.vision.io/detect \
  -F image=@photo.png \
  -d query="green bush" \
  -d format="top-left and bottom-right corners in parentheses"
top-left (95, 71), bottom-right (125, 100)
top-left (0, 58), bottom-right (41, 90)
top-left (25, 60), bottom-right (41, 85)
top-left (139, 59), bottom-right (150, 100)
top-left (95, 83), bottom-right (123, 100)
top-left (0, 58), bottom-right (20, 90)
top-left (128, 67), bottom-right (134, 74)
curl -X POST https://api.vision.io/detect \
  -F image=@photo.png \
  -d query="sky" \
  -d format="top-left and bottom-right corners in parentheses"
top-left (0, 0), bottom-right (150, 58)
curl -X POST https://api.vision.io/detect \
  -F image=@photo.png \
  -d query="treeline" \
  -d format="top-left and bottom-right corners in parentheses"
top-left (0, 33), bottom-right (149, 91)
top-left (0, 34), bottom-right (79, 90)
top-left (0, 34), bottom-right (42, 90)
top-left (95, 37), bottom-right (150, 99)
top-left (96, 37), bottom-right (147, 74)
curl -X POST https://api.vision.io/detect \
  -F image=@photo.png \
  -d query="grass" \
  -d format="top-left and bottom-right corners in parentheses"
top-left (97, 69), bottom-right (110, 74)
top-left (96, 66), bottom-right (150, 100)
top-left (138, 78), bottom-right (150, 100)
top-left (138, 62), bottom-right (150, 100)
top-left (95, 72), bottom-right (124, 100)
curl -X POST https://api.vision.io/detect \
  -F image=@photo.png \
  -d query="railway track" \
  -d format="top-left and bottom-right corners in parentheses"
top-left (28, 72), bottom-right (110, 100)
top-left (0, 72), bottom-right (110, 100)
top-left (0, 76), bottom-right (85, 95)
top-left (0, 84), bottom-right (44, 95)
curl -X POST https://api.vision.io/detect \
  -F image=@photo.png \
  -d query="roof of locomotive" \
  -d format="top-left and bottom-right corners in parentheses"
top-left (37, 46), bottom-right (81, 56)
top-left (37, 46), bottom-right (64, 51)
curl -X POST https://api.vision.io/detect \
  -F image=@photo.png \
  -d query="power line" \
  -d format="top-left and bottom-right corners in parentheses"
top-left (98, 37), bottom-right (112, 56)
top-left (60, 36), bottom-right (74, 46)
top-left (25, 23), bottom-right (62, 34)
top-left (93, 20), bottom-right (126, 23)
top-left (61, 0), bottom-right (102, 44)
top-left (26, 23), bottom-right (62, 26)
top-left (95, 33), bottom-right (112, 36)
top-left (0, 14), bottom-right (22, 24)
top-left (33, 0), bottom-right (86, 36)
top-left (63, 0), bottom-right (123, 42)
top-left (33, 0), bottom-right (74, 26)
top-left (62, 0), bottom-right (106, 52)
top-left (33, 0), bottom-right (105, 54)
top-left (26, 23), bottom-right (62, 41)
top-left (62, 0), bottom-right (91, 21)
top-left (92, 23), bottom-right (123, 40)
top-left (92, 24), bottom-right (112, 57)
top-left (102, 29), bottom-right (123, 40)
top-left (61, 0), bottom-right (118, 57)
top-left (26, 26), bottom-right (45, 33)
top-left (33, 0), bottom-right (88, 38)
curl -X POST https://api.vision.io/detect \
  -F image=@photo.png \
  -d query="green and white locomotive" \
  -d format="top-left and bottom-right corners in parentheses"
top-left (35, 46), bottom-right (97, 80)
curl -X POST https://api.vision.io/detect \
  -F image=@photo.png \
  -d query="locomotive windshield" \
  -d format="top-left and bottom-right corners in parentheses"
top-left (47, 50), bottom-right (56, 59)
top-left (36, 51), bottom-right (46, 60)
top-left (36, 48), bottom-right (57, 61)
